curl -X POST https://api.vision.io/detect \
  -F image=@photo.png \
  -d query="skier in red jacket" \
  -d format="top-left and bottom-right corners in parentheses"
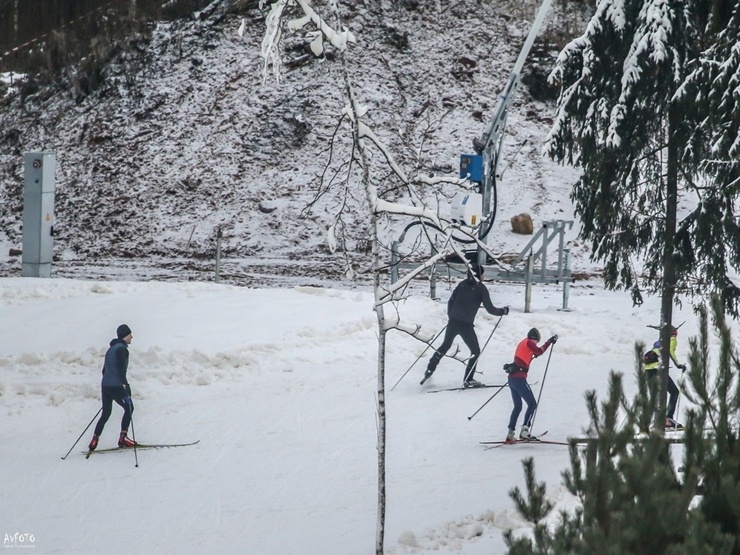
top-left (504, 328), bottom-right (557, 441)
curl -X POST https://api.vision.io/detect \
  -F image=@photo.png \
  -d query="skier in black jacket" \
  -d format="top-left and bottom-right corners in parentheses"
top-left (422, 264), bottom-right (509, 387)
top-left (88, 324), bottom-right (137, 451)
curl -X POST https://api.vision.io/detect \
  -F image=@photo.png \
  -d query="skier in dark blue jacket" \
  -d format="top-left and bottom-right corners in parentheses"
top-left (88, 324), bottom-right (137, 451)
top-left (422, 264), bottom-right (509, 387)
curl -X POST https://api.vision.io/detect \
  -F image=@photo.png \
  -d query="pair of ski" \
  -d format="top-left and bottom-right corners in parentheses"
top-left (426, 384), bottom-right (505, 394)
top-left (480, 431), bottom-right (568, 449)
top-left (426, 379), bottom-right (540, 394)
top-left (85, 440), bottom-right (199, 458)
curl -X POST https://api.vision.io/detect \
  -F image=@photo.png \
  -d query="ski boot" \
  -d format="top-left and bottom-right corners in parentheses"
top-left (118, 431), bottom-right (138, 448)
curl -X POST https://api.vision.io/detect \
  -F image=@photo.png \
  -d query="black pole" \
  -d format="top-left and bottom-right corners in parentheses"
top-left (672, 367), bottom-right (686, 429)
top-left (530, 344), bottom-right (555, 433)
top-left (467, 384), bottom-right (509, 421)
top-left (391, 324), bottom-right (448, 391)
top-left (130, 407), bottom-right (139, 468)
top-left (479, 315), bottom-right (503, 357)
top-left (61, 407), bottom-right (102, 460)
top-left (467, 314), bottom-right (503, 381)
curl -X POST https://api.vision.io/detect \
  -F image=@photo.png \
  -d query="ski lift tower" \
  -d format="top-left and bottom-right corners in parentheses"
top-left (390, 0), bottom-right (575, 311)
top-left (459, 0), bottom-right (554, 265)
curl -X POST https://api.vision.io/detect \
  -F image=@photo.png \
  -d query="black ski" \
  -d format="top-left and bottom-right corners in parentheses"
top-left (85, 440), bottom-right (199, 458)
top-left (480, 431), bottom-right (568, 448)
top-left (427, 384), bottom-right (506, 394)
top-left (484, 439), bottom-right (568, 449)
top-left (427, 379), bottom-right (538, 394)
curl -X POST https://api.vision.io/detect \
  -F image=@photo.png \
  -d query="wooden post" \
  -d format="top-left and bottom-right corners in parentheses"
top-left (215, 227), bottom-right (222, 283)
top-left (525, 251), bottom-right (533, 313)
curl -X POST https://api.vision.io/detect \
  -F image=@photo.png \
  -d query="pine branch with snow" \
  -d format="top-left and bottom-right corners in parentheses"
top-left (546, 0), bottom-right (740, 317)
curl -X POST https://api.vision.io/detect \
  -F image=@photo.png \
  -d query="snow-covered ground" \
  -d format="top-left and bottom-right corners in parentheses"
top-left (0, 4), bottom-right (716, 553)
top-left (0, 275), bottom-right (717, 554)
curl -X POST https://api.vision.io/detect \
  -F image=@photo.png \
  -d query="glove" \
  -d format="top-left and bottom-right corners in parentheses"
top-left (123, 384), bottom-right (131, 395)
top-left (502, 306), bottom-right (509, 316)
top-left (549, 335), bottom-right (558, 344)
top-left (678, 364), bottom-right (686, 372)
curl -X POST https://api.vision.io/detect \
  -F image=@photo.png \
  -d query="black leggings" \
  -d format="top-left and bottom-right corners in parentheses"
top-left (427, 318), bottom-right (481, 381)
top-left (646, 371), bottom-right (679, 419)
top-left (93, 386), bottom-right (134, 436)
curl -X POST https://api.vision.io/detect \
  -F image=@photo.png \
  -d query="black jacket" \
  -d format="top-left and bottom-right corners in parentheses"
top-left (447, 277), bottom-right (505, 324)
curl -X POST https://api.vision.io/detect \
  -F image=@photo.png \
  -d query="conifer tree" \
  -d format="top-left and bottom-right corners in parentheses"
top-left (503, 294), bottom-right (739, 554)
top-left (682, 295), bottom-right (740, 554)
top-left (682, 0), bottom-right (740, 314)
top-left (546, 0), bottom-right (740, 425)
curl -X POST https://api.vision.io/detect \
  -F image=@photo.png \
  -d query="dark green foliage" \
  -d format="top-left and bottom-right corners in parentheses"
top-left (680, 2), bottom-right (740, 315)
top-left (503, 294), bottom-right (739, 554)
top-left (510, 458), bottom-right (554, 524)
top-left (547, 0), bottom-right (740, 317)
top-left (683, 296), bottom-right (740, 555)
top-left (380, 24), bottom-right (409, 51)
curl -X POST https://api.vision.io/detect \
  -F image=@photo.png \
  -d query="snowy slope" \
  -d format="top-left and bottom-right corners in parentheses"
top-left (0, 276), bottom-right (717, 554)
top-left (0, 0), bottom-right (592, 285)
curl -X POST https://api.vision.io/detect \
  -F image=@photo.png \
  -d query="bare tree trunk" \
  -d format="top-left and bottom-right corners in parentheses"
top-left (335, 43), bottom-right (387, 554)
top-left (257, 7), bottom-right (458, 552)
top-left (374, 258), bottom-right (387, 555)
top-left (657, 107), bottom-right (679, 431)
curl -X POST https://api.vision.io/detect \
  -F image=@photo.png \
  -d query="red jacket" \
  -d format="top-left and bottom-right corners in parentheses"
top-left (509, 337), bottom-right (552, 378)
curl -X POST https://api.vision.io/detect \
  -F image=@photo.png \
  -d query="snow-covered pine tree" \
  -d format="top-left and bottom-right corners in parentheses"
top-left (504, 294), bottom-right (739, 554)
top-left (681, 0), bottom-right (740, 315)
top-left (546, 0), bottom-right (740, 428)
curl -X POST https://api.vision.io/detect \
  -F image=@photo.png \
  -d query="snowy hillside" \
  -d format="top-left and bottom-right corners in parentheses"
top-left (0, 0), bottom-right (591, 285)
top-left (0, 275), bottom-right (717, 555)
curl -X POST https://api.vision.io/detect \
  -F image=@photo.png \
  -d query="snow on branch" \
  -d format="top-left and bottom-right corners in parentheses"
top-left (258, 0), bottom-right (355, 84)
top-left (337, 105), bottom-right (450, 226)
top-left (413, 174), bottom-right (468, 187)
top-left (376, 250), bottom-right (450, 308)
top-left (355, 119), bottom-right (458, 211)
top-left (259, 0), bottom-right (286, 84)
top-left (357, 121), bottom-right (411, 184)
top-left (374, 198), bottom-right (443, 226)
top-left (293, 0), bottom-right (355, 51)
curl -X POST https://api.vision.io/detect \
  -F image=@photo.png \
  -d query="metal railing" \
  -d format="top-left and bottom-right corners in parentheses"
top-left (390, 219), bottom-right (575, 312)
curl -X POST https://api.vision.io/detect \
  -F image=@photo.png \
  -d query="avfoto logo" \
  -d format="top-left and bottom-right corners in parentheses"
top-left (3, 533), bottom-right (36, 549)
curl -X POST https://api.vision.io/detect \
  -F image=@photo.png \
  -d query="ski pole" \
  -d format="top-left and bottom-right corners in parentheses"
top-left (479, 315), bottom-right (503, 358)
top-left (530, 343), bottom-right (555, 433)
top-left (467, 384), bottom-right (509, 421)
top-left (467, 314), bottom-right (504, 381)
top-left (391, 324), bottom-right (447, 391)
top-left (61, 407), bottom-right (102, 460)
top-left (673, 368), bottom-right (685, 428)
top-left (129, 403), bottom-right (139, 468)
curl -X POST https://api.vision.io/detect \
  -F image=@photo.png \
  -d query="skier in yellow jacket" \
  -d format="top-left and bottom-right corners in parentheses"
top-left (644, 327), bottom-right (686, 430)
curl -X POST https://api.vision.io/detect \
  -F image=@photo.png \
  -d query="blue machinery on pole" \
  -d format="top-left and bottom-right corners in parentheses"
top-left (389, 0), bottom-right (575, 311)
